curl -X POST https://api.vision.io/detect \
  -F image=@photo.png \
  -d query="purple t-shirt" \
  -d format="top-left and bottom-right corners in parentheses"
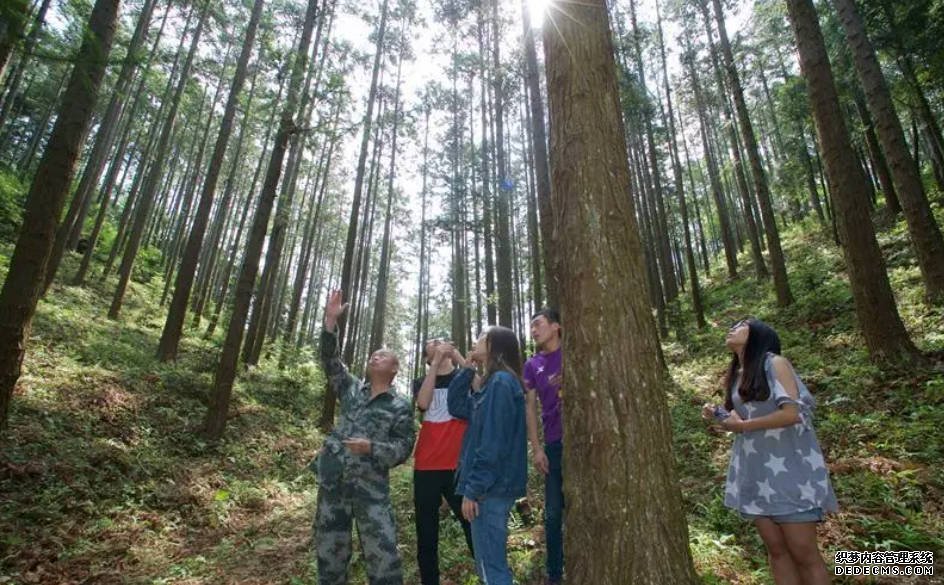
top-left (523, 347), bottom-right (563, 444)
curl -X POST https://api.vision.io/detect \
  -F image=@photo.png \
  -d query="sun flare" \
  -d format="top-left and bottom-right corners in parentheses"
top-left (527, 0), bottom-right (552, 25)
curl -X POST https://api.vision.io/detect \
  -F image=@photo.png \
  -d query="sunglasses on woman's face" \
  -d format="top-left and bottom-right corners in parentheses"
top-left (729, 319), bottom-right (749, 332)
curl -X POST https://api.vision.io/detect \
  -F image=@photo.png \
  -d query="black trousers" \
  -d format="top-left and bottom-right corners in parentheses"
top-left (413, 469), bottom-right (474, 585)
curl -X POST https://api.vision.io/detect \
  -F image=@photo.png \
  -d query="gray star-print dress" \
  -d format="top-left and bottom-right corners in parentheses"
top-left (724, 353), bottom-right (838, 517)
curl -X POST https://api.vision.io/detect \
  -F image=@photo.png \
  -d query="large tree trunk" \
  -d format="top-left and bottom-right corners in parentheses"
top-left (784, 0), bottom-right (921, 364)
top-left (0, 0), bottom-right (120, 430)
top-left (42, 0), bottom-right (159, 294)
top-left (833, 0), bottom-right (944, 304)
top-left (543, 1), bottom-right (700, 582)
top-left (204, 0), bottom-right (320, 441)
top-left (157, 0), bottom-right (265, 361)
top-left (72, 2), bottom-right (171, 287)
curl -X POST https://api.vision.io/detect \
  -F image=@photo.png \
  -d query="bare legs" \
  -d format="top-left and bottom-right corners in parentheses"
top-left (754, 519), bottom-right (830, 585)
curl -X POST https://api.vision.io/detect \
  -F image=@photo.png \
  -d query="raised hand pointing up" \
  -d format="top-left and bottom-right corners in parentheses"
top-left (324, 289), bottom-right (349, 331)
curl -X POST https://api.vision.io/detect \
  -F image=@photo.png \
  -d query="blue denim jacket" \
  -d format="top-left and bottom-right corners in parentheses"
top-left (447, 367), bottom-right (527, 501)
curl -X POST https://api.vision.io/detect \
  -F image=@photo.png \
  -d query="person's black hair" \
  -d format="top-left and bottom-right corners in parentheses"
top-left (531, 308), bottom-right (562, 340)
top-left (484, 326), bottom-right (523, 381)
top-left (723, 318), bottom-right (782, 411)
top-left (531, 308), bottom-right (560, 325)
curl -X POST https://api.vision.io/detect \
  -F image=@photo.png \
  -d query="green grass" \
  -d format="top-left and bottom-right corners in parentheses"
top-left (1, 208), bottom-right (943, 584)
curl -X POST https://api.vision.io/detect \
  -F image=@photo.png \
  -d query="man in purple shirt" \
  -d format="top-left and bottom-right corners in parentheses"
top-left (523, 308), bottom-right (563, 585)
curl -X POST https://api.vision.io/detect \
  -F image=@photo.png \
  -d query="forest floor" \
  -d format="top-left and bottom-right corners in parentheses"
top-left (1, 213), bottom-right (944, 584)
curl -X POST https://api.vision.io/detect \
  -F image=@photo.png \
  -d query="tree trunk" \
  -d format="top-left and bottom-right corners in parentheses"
top-left (42, 0), bottom-right (159, 294)
top-left (629, 0), bottom-right (678, 305)
top-left (490, 0), bottom-right (513, 328)
top-left (833, 0), bottom-right (944, 304)
top-left (520, 0), bottom-right (556, 309)
top-left (798, 126), bottom-right (828, 224)
top-left (201, 63), bottom-right (284, 334)
top-left (710, 0), bottom-right (793, 306)
top-left (0, 0), bottom-right (51, 131)
top-left (680, 124), bottom-right (712, 275)
top-left (191, 67), bottom-right (261, 324)
top-left (477, 9), bottom-right (496, 325)
top-left (157, 0), bottom-right (265, 360)
top-left (108, 1), bottom-right (210, 319)
top-left (281, 106), bottom-right (341, 365)
top-left (853, 92), bottom-right (900, 214)
top-left (543, 1), bottom-right (701, 580)
top-left (72, 2), bottom-right (171, 287)
top-left (204, 0), bottom-right (320, 441)
top-left (684, 47), bottom-right (738, 278)
top-left (698, 10), bottom-right (767, 280)
top-left (658, 0), bottom-right (704, 329)
top-left (522, 82), bottom-right (543, 313)
top-left (244, 29), bottom-right (327, 367)
top-left (0, 0), bottom-right (30, 83)
top-left (784, 0), bottom-right (921, 364)
top-left (321, 0), bottom-right (389, 430)
top-left (412, 99), bottom-right (431, 379)
top-left (448, 35), bottom-right (468, 352)
top-left (369, 35), bottom-right (404, 354)
top-left (0, 0), bottom-right (120, 430)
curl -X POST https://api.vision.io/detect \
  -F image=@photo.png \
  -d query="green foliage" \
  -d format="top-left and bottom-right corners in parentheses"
top-left (0, 168), bottom-right (25, 243)
top-left (131, 244), bottom-right (163, 284)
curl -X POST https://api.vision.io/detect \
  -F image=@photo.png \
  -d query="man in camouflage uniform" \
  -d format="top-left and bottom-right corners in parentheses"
top-left (312, 289), bottom-right (415, 585)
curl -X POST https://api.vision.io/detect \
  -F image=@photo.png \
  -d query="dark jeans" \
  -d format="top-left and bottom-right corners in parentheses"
top-left (413, 469), bottom-right (474, 585)
top-left (545, 440), bottom-right (564, 581)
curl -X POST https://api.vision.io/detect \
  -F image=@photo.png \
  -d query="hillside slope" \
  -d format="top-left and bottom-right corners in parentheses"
top-left (1, 215), bottom-right (942, 584)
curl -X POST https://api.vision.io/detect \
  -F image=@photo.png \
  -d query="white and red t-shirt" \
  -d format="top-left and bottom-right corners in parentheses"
top-left (412, 370), bottom-right (468, 471)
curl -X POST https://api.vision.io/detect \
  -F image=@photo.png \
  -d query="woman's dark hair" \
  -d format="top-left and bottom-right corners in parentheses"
top-left (484, 326), bottom-right (523, 381)
top-left (724, 319), bottom-right (782, 411)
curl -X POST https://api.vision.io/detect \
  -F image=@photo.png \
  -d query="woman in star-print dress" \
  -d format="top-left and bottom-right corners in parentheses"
top-left (702, 318), bottom-right (837, 585)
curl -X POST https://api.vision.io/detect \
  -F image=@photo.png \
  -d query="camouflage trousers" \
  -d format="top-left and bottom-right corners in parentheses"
top-left (314, 481), bottom-right (403, 585)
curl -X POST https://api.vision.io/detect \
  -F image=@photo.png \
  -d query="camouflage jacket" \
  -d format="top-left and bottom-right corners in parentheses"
top-left (311, 328), bottom-right (415, 491)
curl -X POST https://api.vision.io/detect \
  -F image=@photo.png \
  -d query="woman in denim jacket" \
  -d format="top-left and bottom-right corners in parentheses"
top-left (446, 326), bottom-right (527, 585)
